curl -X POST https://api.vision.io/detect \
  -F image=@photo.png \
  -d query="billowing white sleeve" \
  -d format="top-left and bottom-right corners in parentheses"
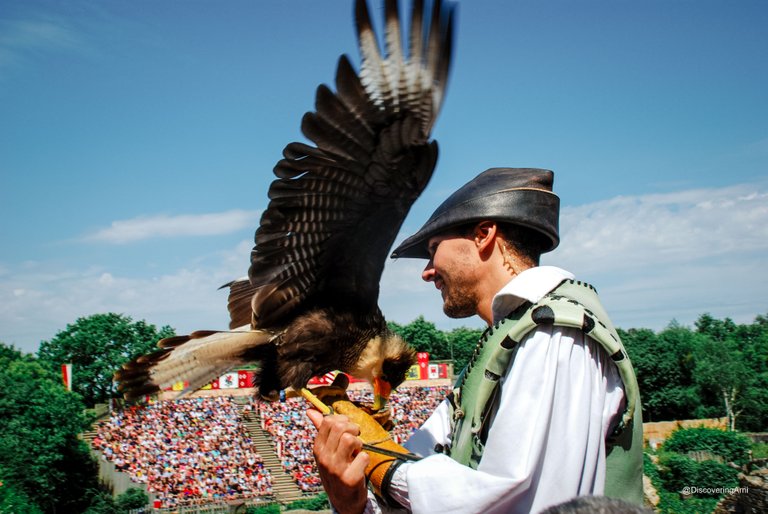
top-left (387, 325), bottom-right (624, 514)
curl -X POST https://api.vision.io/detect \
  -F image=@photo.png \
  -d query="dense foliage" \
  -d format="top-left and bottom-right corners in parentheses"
top-left (37, 313), bottom-right (175, 406)
top-left (620, 313), bottom-right (768, 430)
top-left (83, 488), bottom-right (150, 514)
top-left (646, 426), bottom-right (753, 514)
top-left (392, 312), bottom-right (768, 431)
top-left (663, 427), bottom-right (751, 465)
top-left (246, 503), bottom-right (281, 514)
top-left (285, 492), bottom-right (331, 510)
top-left (389, 316), bottom-right (483, 371)
top-left (0, 343), bottom-right (98, 513)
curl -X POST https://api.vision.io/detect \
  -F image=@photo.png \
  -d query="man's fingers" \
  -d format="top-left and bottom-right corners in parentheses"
top-left (306, 408), bottom-right (323, 429)
top-left (307, 411), bottom-right (362, 462)
top-left (324, 416), bottom-right (360, 457)
top-left (348, 448), bottom-right (370, 477)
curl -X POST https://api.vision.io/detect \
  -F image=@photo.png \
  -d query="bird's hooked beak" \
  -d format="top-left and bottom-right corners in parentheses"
top-left (372, 376), bottom-right (392, 411)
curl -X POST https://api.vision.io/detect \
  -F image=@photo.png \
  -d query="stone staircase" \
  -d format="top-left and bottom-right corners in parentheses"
top-left (81, 428), bottom-right (98, 445)
top-left (234, 397), bottom-right (306, 504)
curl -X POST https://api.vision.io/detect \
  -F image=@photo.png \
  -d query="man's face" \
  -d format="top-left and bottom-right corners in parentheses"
top-left (422, 233), bottom-right (480, 319)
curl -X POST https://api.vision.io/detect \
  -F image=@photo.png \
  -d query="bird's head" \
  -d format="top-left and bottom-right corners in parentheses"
top-left (353, 332), bottom-right (417, 411)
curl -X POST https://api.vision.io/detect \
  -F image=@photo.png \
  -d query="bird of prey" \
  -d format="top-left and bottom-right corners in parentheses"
top-left (115, 0), bottom-right (455, 410)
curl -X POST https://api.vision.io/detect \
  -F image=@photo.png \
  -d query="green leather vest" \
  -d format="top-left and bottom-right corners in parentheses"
top-left (445, 279), bottom-right (644, 505)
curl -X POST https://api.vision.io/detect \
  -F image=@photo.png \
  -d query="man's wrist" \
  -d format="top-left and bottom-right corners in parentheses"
top-left (377, 459), bottom-right (405, 508)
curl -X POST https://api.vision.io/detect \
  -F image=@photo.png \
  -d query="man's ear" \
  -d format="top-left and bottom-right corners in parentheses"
top-left (473, 221), bottom-right (497, 254)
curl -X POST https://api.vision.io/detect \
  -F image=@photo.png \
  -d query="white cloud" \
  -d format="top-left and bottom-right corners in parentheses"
top-left (2, 183), bottom-right (766, 353)
top-left (0, 17), bottom-right (82, 71)
top-left (546, 183), bottom-right (768, 330)
top-left (0, 240), bottom-right (253, 352)
top-left (552, 184), bottom-right (768, 275)
top-left (83, 210), bottom-right (260, 244)
top-left (384, 182), bottom-right (768, 332)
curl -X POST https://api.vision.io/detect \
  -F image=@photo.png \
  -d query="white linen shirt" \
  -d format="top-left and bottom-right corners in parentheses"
top-left (356, 266), bottom-right (625, 514)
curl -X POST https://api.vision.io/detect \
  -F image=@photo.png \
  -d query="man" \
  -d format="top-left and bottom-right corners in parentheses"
top-left (307, 168), bottom-right (643, 513)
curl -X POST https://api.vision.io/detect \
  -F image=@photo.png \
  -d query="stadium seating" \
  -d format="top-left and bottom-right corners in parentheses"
top-left (93, 385), bottom-right (450, 507)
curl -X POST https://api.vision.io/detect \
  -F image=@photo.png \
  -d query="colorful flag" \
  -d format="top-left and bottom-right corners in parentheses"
top-left (61, 363), bottom-right (73, 391)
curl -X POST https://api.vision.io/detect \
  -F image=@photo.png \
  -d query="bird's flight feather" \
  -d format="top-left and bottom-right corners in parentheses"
top-left (115, 0), bottom-right (454, 401)
top-left (247, 0), bottom-right (454, 328)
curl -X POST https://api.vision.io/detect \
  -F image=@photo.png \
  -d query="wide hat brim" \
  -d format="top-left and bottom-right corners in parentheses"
top-left (391, 168), bottom-right (560, 259)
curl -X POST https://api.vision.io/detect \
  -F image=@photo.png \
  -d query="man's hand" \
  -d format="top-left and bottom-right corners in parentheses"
top-left (307, 409), bottom-right (370, 514)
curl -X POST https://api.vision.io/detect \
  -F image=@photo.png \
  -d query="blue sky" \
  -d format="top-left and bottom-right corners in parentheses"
top-left (1, 0), bottom-right (766, 353)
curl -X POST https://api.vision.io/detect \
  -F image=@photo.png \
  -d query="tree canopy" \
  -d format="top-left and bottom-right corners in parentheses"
top-left (394, 311), bottom-right (768, 431)
top-left (37, 313), bottom-right (175, 406)
top-left (621, 313), bottom-right (768, 430)
top-left (389, 317), bottom-right (482, 370)
top-left (0, 343), bottom-right (98, 513)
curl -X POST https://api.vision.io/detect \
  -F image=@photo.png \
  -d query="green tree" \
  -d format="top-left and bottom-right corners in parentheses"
top-left (693, 335), bottom-right (751, 430)
top-left (391, 316), bottom-right (450, 359)
top-left (693, 313), bottom-right (767, 431)
top-left (37, 313), bottom-right (175, 405)
top-left (0, 466), bottom-right (44, 514)
top-left (82, 490), bottom-right (116, 514)
top-left (620, 325), bottom-right (702, 422)
top-left (446, 326), bottom-right (483, 371)
top-left (0, 343), bottom-right (99, 513)
top-left (663, 427), bottom-right (751, 465)
top-left (115, 488), bottom-right (149, 512)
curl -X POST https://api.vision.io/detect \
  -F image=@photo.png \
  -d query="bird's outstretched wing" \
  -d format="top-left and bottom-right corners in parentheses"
top-left (237, 0), bottom-right (455, 329)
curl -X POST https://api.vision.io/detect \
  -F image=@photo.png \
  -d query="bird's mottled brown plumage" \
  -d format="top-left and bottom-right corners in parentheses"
top-left (115, 0), bottom-right (454, 401)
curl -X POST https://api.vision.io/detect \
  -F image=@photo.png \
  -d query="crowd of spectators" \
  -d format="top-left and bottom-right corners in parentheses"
top-left (255, 384), bottom-right (450, 491)
top-left (257, 399), bottom-right (323, 492)
top-left (368, 385), bottom-right (451, 444)
top-left (93, 396), bottom-right (273, 508)
top-left (91, 384), bottom-right (449, 506)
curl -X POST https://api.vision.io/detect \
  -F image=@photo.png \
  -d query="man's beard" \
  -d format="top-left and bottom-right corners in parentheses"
top-left (441, 271), bottom-right (479, 319)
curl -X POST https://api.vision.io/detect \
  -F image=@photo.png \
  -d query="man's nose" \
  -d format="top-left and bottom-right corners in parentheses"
top-left (422, 260), bottom-right (436, 282)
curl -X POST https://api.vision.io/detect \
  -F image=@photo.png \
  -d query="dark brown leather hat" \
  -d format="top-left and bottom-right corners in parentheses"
top-left (391, 167), bottom-right (560, 259)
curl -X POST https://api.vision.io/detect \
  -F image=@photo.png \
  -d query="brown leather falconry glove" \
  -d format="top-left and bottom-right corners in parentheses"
top-left (330, 399), bottom-right (415, 505)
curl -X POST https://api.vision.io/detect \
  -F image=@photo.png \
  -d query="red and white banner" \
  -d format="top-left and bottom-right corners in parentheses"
top-left (164, 358), bottom-right (446, 394)
top-left (417, 352), bottom-right (430, 380)
top-left (308, 371), bottom-right (338, 385)
top-left (61, 363), bottom-right (73, 391)
top-left (218, 372), bottom-right (239, 389)
top-left (238, 370), bottom-right (256, 388)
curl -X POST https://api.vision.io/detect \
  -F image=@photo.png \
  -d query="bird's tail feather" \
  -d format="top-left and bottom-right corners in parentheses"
top-left (115, 328), bottom-right (272, 400)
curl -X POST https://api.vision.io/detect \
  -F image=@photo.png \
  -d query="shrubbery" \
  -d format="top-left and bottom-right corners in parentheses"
top-left (663, 427), bottom-right (751, 465)
top-left (658, 453), bottom-right (698, 494)
top-left (696, 460), bottom-right (739, 493)
top-left (286, 493), bottom-right (331, 511)
top-left (83, 487), bottom-right (151, 514)
top-left (246, 503), bottom-right (281, 514)
top-left (658, 453), bottom-right (739, 496)
top-left (243, 493), bottom-right (330, 513)
top-left (647, 426), bottom-right (752, 514)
